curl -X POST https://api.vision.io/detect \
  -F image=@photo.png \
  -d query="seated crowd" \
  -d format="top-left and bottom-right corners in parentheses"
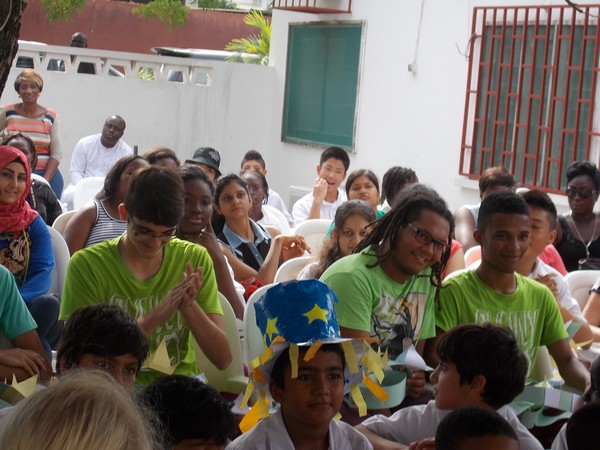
top-left (0, 125), bottom-right (599, 449)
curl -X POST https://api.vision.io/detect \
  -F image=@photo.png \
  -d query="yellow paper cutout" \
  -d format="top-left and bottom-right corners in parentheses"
top-left (239, 390), bottom-right (270, 433)
top-left (289, 344), bottom-right (299, 379)
top-left (363, 375), bottom-right (389, 403)
top-left (304, 340), bottom-right (323, 362)
top-left (146, 339), bottom-right (179, 375)
top-left (265, 317), bottom-right (279, 341)
top-left (341, 341), bottom-right (359, 373)
top-left (239, 378), bottom-right (255, 411)
top-left (303, 304), bottom-right (329, 324)
top-left (11, 374), bottom-right (37, 398)
top-left (350, 384), bottom-right (367, 417)
top-left (333, 412), bottom-right (342, 421)
top-left (368, 347), bottom-right (385, 383)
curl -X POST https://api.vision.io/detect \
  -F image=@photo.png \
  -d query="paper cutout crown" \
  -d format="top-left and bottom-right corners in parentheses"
top-left (238, 280), bottom-right (388, 432)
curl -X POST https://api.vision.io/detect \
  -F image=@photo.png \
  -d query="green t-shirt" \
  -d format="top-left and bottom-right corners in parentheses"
top-left (59, 237), bottom-right (221, 384)
top-left (436, 270), bottom-right (568, 377)
top-left (0, 265), bottom-right (37, 340)
top-left (320, 247), bottom-right (436, 359)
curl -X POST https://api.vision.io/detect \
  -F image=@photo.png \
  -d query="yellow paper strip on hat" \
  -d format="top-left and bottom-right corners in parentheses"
top-left (363, 374), bottom-right (389, 403)
top-left (239, 391), bottom-right (270, 433)
top-left (368, 347), bottom-right (385, 383)
top-left (253, 367), bottom-right (266, 386)
top-left (239, 378), bottom-right (255, 411)
top-left (333, 412), bottom-right (342, 421)
top-left (11, 374), bottom-right (37, 398)
top-left (250, 356), bottom-right (261, 370)
top-left (341, 341), bottom-right (359, 373)
top-left (350, 384), bottom-right (367, 417)
top-left (289, 344), bottom-right (299, 379)
top-left (146, 339), bottom-right (179, 375)
top-left (304, 340), bottom-right (323, 362)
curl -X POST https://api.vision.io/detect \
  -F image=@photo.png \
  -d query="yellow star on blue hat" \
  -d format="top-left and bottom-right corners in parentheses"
top-left (265, 317), bottom-right (279, 341)
top-left (303, 304), bottom-right (329, 324)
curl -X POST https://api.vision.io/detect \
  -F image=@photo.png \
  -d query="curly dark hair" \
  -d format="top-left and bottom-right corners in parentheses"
top-left (566, 161), bottom-right (600, 191)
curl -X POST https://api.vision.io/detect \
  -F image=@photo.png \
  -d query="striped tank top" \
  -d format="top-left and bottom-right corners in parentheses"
top-left (3, 104), bottom-right (58, 171)
top-left (85, 200), bottom-right (127, 248)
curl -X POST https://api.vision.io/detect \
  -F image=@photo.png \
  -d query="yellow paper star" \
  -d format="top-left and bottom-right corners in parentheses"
top-left (265, 317), bottom-right (279, 340)
top-left (304, 304), bottom-right (329, 324)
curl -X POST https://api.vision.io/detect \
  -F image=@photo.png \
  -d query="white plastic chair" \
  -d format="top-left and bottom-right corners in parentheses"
top-left (293, 219), bottom-right (332, 256)
top-left (72, 177), bottom-right (104, 210)
top-left (51, 210), bottom-right (78, 235)
top-left (194, 293), bottom-right (248, 394)
top-left (47, 226), bottom-right (70, 296)
top-left (243, 283), bottom-right (275, 365)
top-left (464, 245), bottom-right (482, 267)
top-left (564, 270), bottom-right (600, 310)
top-left (262, 204), bottom-right (291, 234)
top-left (274, 255), bottom-right (313, 283)
top-left (31, 173), bottom-right (50, 187)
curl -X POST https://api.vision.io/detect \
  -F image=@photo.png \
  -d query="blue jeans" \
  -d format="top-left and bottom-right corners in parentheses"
top-left (27, 295), bottom-right (62, 361)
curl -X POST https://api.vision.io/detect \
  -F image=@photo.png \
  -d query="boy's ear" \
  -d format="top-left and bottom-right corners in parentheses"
top-left (316, 164), bottom-right (322, 176)
top-left (118, 203), bottom-right (128, 221)
top-left (548, 228), bottom-right (557, 245)
top-left (473, 229), bottom-right (482, 245)
top-left (269, 379), bottom-right (284, 404)
top-left (470, 374), bottom-right (487, 396)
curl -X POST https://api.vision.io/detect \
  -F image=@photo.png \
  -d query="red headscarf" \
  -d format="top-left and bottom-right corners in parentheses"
top-left (0, 145), bottom-right (38, 232)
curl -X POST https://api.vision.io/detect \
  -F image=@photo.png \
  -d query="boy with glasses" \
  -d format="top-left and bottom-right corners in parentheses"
top-left (59, 166), bottom-right (231, 384)
top-left (321, 184), bottom-right (454, 401)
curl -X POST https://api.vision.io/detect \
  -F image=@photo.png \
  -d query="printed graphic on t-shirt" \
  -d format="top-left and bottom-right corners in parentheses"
top-left (371, 291), bottom-right (426, 358)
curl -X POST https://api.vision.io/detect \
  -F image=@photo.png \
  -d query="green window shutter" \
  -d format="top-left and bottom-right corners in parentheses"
top-left (283, 23), bottom-right (362, 149)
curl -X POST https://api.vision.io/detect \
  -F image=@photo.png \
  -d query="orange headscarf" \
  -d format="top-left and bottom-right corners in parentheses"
top-left (0, 145), bottom-right (38, 232)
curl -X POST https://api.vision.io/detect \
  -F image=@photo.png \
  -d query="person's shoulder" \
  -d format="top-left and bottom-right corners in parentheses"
top-left (443, 269), bottom-right (475, 286)
top-left (167, 238), bottom-right (210, 259)
top-left (330, 419), bottom-right (372, 449)
top-left (517, 272), bottom-right (551, 291)
top-left (79, 133), bottom-right (101, 145)
top-left (72, 237), bottom-right (117, 261)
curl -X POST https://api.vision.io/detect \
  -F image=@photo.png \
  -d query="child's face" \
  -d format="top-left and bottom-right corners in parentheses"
top-left (459, 435), bottom-right (519, 450)
top-left (317, 158), bottom-right (346, 194)
top-left (270, 349), bottom-right (345, 431)
top-left (215, 181), bottom-right (251, 220)
top-left (524, 206), bottom-right (555, 259)
top-left (76, 353), bottom-right (140, 391)
top-left (430, 361), bottom-right (485, 410)
top-left (335, 214), bottom-right (371, 257)
top-left (241, 160), bottom-right (266, 176)
top-left (180, 178), bottom-right (213, 234)
top-left (474, 212), bottom-right (530, 274)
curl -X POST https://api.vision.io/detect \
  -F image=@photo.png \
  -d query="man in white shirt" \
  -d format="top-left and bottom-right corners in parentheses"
top-left (292, 146), bottom-right (350, 225)
top-left (61, 115), bottom-right (132, 209)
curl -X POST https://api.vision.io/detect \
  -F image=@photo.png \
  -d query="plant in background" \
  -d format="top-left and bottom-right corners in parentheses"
top-left (225, 10), bottom-right (270, 65)
top-left (132, 0), bottom-right (189, 30)
top-left (40, 0), bottom-right (85, 22)
top-left (197, 0), bottom-right (237, 9)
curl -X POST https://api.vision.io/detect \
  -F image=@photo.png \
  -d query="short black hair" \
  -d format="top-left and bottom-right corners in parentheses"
top-left (380, 166), bottom-right (418, 206)
top-left (125, 165), bottom-right (184, 227)
top-left (139, 375), bottom-right (234, 447)
top-left (566, 402), bottom-right (600, 450)
top-left (584, 356), bottom-right (600, 403)
top-left (478, 166), bottom-right (516, 194)
top-left (270, 344), bottom-right (345, 390)
top-left (477, 190), bottom-right (529, 232)
top-left (345, 169), bottom-right (379, 198)
top-left (566, 161), bottom-right (600, 191)
top-left (179, 164), bottom-right (214, 196)
top-left (320, 146), bottom-right (350, 172)
top-left (99, 155), bottom-right (147, 201)
top-left (435, 407), bottom-right (518, 450)
top-left (520, 189), bottom-right (558, 229)
top-left (56, 304), bottom-right (148, 375)
top-left (241, 149), bottom-right (266, 170)
top-left (436, 324), bottom-right (527, 408)
top-left (143, 147), bottom-right (181, 167)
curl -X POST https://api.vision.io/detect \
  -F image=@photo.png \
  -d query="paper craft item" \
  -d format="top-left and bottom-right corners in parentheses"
top-left (564, 320), bottom-right (582, 341)
top-left (11, 374), bottom-right (37, 398)
top-left (145, 339), bottom-right (179, 375)
top-left (389, 345), bottom-right (432, 371)
top-left (518, 382), bottom-right (581, 413)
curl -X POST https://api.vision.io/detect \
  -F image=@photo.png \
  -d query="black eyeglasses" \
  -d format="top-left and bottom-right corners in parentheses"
top-left (129, 220), bottom-right (177, 242)
top-left (566, 187), bottom-right (596, 200)
top-left (407, 223), bottom-right (450, 253)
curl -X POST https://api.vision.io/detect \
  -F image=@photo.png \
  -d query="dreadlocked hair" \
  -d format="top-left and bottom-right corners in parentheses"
top-left (355, 184), bottom-right (454, 308)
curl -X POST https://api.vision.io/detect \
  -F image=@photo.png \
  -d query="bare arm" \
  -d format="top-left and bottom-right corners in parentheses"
top-left (583, 291), bottom-right (600, 341)
top-left (355, 425), bottom-right (408, 450)
top-left (547, 338), bottom-right (590, 392)
top-left (453, 207), bottom-right (477, 252)
top-left (62, 204), bottom-right (97, 255)
top-left (443, 247), bottom-right (465, 278)
top-left (4, 330), bottom-right (53, 382)
top-left (307, 178), bottom-right (328, 220)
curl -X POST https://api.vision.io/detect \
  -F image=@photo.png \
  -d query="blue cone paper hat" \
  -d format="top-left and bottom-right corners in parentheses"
top-left (238, 280), bottom-right (388, 432)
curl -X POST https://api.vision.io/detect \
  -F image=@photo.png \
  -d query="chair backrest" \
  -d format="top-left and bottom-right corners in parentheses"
top-left (72, 177), bottom-right (104, 210)
top-left (293, 219), bottom-right (332, 256)
top-left (262, 204), bottom-right (291, 234)
top-left (243, 283), bottom-right (275, 365)
top-left (274, 255), bottom-right (313, 283)
top-left (193, 293), bottom-right (248, 394)
top-left (51, 210), bottom-right (78, 235)
top-left (31, 173), bottom-right (50, 187)
top-left (564, 270), bottom-right (600, 310)
top-left (47, 226), bottom-right (70, 296)
top-left (464, 245), bottom-right (482, 267)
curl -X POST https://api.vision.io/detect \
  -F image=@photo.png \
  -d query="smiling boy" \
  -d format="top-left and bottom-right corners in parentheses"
top-left (292, 147), bottom-right (350, 224)
top-left (429, 190), bottom-right (589, 392)
top-left (59, 166), bottom-right (231, 384)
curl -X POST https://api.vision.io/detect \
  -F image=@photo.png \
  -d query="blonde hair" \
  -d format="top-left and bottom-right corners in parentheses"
top-left (14, 69), bottom-right (44, 92)
top-left (0, 371), bottom-right (156, 450)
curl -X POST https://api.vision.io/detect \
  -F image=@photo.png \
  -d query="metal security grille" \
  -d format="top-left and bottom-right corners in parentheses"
top-left (460, 5), bottom-right (600, 193)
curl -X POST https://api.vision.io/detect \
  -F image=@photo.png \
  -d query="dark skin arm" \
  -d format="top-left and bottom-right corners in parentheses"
top-left (0, 330), bottom-right (53, 382)
top-left (62, 203), bottom-right (96, 255)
